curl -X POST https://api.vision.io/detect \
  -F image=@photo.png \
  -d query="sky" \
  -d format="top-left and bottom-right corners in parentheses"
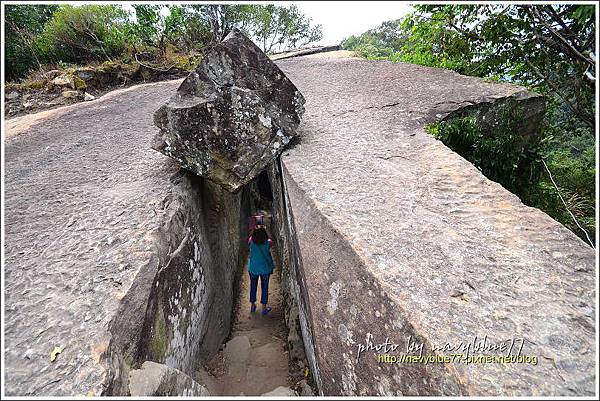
top-left (289, 2), bottom-right (413, 45)
top-left (123, 2), bottom-right (413, 47)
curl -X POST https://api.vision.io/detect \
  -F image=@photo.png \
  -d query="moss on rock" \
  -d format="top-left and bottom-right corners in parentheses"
top-left (148, 309), bottom-right (169, 360)
top-left (74, 76), bottom-right (87, 91)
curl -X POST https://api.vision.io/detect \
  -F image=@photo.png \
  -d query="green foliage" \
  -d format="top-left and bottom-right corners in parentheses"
top-left (4, 4), bottom-right (58, 80)
top-left (126, 5), bottom-right (162, 48)
top-left (342, 19), bottom-right (403, 57)
top-left (532, 132), bottom-right (596, 240)
top-left (343, 16), bottom-right (471, 71)
top-left (38, 5), bottom-right (128, 63)
top-left (246, 5), bottom-right (322, 53)
top-left (427, 101), bottom-right (540, 195)
top-left (5, 4), bottom-right (322, 81)
top-left (125, 5), bottom-right (193, 54)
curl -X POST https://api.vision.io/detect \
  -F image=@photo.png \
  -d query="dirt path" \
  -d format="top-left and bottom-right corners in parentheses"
top-left (191, 208), bottom-right (298, 396)
top-left (200, 270), bottom-right (292, 396)
top-left (193, 220), bottom-right (294, 396)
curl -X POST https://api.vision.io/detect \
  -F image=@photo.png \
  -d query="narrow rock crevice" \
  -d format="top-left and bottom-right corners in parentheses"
top-left (104, 170), bottom-right (252, 395)
top-left (185, 163), bottom-right (317, 396)
top-left (330, 101), bottom-right (405, 117)
top-left (104, 159), bottom-right (318, 397)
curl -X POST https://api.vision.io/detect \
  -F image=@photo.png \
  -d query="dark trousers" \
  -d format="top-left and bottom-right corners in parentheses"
top-left (249, 273), bottom-right (270, 305)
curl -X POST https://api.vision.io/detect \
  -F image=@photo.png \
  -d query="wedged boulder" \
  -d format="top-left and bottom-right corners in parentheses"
top-left (153, 29), bottom-right (305, 192)
top-left (128, 361), bottom-right (210, 396)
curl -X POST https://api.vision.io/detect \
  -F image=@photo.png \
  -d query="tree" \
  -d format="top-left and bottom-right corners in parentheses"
top-left (127, 5), bottom-right (162, 49)
top-left (125, 5), bottom-right (188, 56)
top-left (191, 5), bottom-right (253, 43)
top-left (4, 4), bottom-right (58, 80)
top-left (343, 19), bottom-right (406, 58)
top-left (408, 4), bottom-right (595, 130)
top-left (246, 5), bottom-right (323, 53)
top-left (169, 7), bottom-right (212, 52)
top-left (4, 4), bottom-right (322, 81)
top-left (185, 4), bottom-right (322, 53)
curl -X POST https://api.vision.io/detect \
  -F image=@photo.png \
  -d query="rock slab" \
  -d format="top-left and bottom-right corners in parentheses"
top-left (153, 29), bottom-right (305, 192)
top-left (270, 52), bottom-right (595, 396)
top-left (129, 361), bottom-right (210, 396)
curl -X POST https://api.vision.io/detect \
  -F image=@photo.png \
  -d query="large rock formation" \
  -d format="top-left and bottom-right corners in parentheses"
top-left (4, 48), bottom-right (595, 397)
top-left (153, 29), bottom-right (305, 192)
top-left (269, 52), bottom-right (595, 396)
top-left (4, 81), bottom-right (250, 396)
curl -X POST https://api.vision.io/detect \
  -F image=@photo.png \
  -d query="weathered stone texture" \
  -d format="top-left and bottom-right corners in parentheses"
top-left (153, 29), bottom-right (305, 192)
top-left (4, 49), bottom-right (595, 398)
top-left (267, 160), bottom-right (323, 392)
top-left (4, 80), bottom-right (248, 396)
top-left (106, 173), bottom-right (250, 395)
top-left (128, 361), bottom-right (210, 396)
top-left (272, 54), bottom-right (595, 396)
top-left (139, 176), bottom-right (249, 370)
top-left (4, 81), bottom-right (178, 396)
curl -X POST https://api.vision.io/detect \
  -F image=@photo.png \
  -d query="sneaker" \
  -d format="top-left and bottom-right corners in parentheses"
top-left (250, 304), bottom-right (257, 313)
top-left (261, 307), bottom-right (272, 316)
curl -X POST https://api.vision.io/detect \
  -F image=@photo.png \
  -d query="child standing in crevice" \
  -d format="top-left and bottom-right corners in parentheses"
top-left (247, 221), bottom-right (275, 315)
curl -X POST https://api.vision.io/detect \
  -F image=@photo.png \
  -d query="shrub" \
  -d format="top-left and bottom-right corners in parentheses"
top-left (427, 100), bottom-right (538, 194)
top-left (38, 5), bottom-right (128, 64)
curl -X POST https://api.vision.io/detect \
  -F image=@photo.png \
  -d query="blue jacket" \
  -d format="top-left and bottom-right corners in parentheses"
top-left (248, 238), bottom-right (274, 275)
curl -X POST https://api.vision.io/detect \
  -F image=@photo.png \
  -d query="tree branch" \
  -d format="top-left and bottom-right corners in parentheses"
top-left (525, 5), bottom-right (594, 67)
top-left (541, 158), bottom-right (595, 248)
top-left (543, 5), bottom-right (578, 44)
top-left (524, 58), bottom-right (594, 129)
top-left (134, 52), bottom-right (177, 73)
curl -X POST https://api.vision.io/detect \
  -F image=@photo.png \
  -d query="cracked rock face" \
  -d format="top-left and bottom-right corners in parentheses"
top-left (153, 29), bottom-right (305, 192)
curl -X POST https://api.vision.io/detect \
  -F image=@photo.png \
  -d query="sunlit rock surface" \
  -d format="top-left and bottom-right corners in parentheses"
top-left (270, 52), bottom-right (595, 396)
top-left (4, 81), bottom-right (249, 396)
top-left (128, 361), bottom-right (210, 396)
top-left (153, 29), bottom-right (305, 192)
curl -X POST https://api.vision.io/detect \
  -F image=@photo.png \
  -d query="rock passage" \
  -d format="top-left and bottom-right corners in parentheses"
top-left (194, 263), bottom-right (298, 396)
top-left (3, 50), bottom-right (596, 397)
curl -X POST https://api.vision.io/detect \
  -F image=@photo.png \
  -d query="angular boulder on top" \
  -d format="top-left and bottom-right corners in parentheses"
top-left (153, 29), bottom-right (305, 192)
